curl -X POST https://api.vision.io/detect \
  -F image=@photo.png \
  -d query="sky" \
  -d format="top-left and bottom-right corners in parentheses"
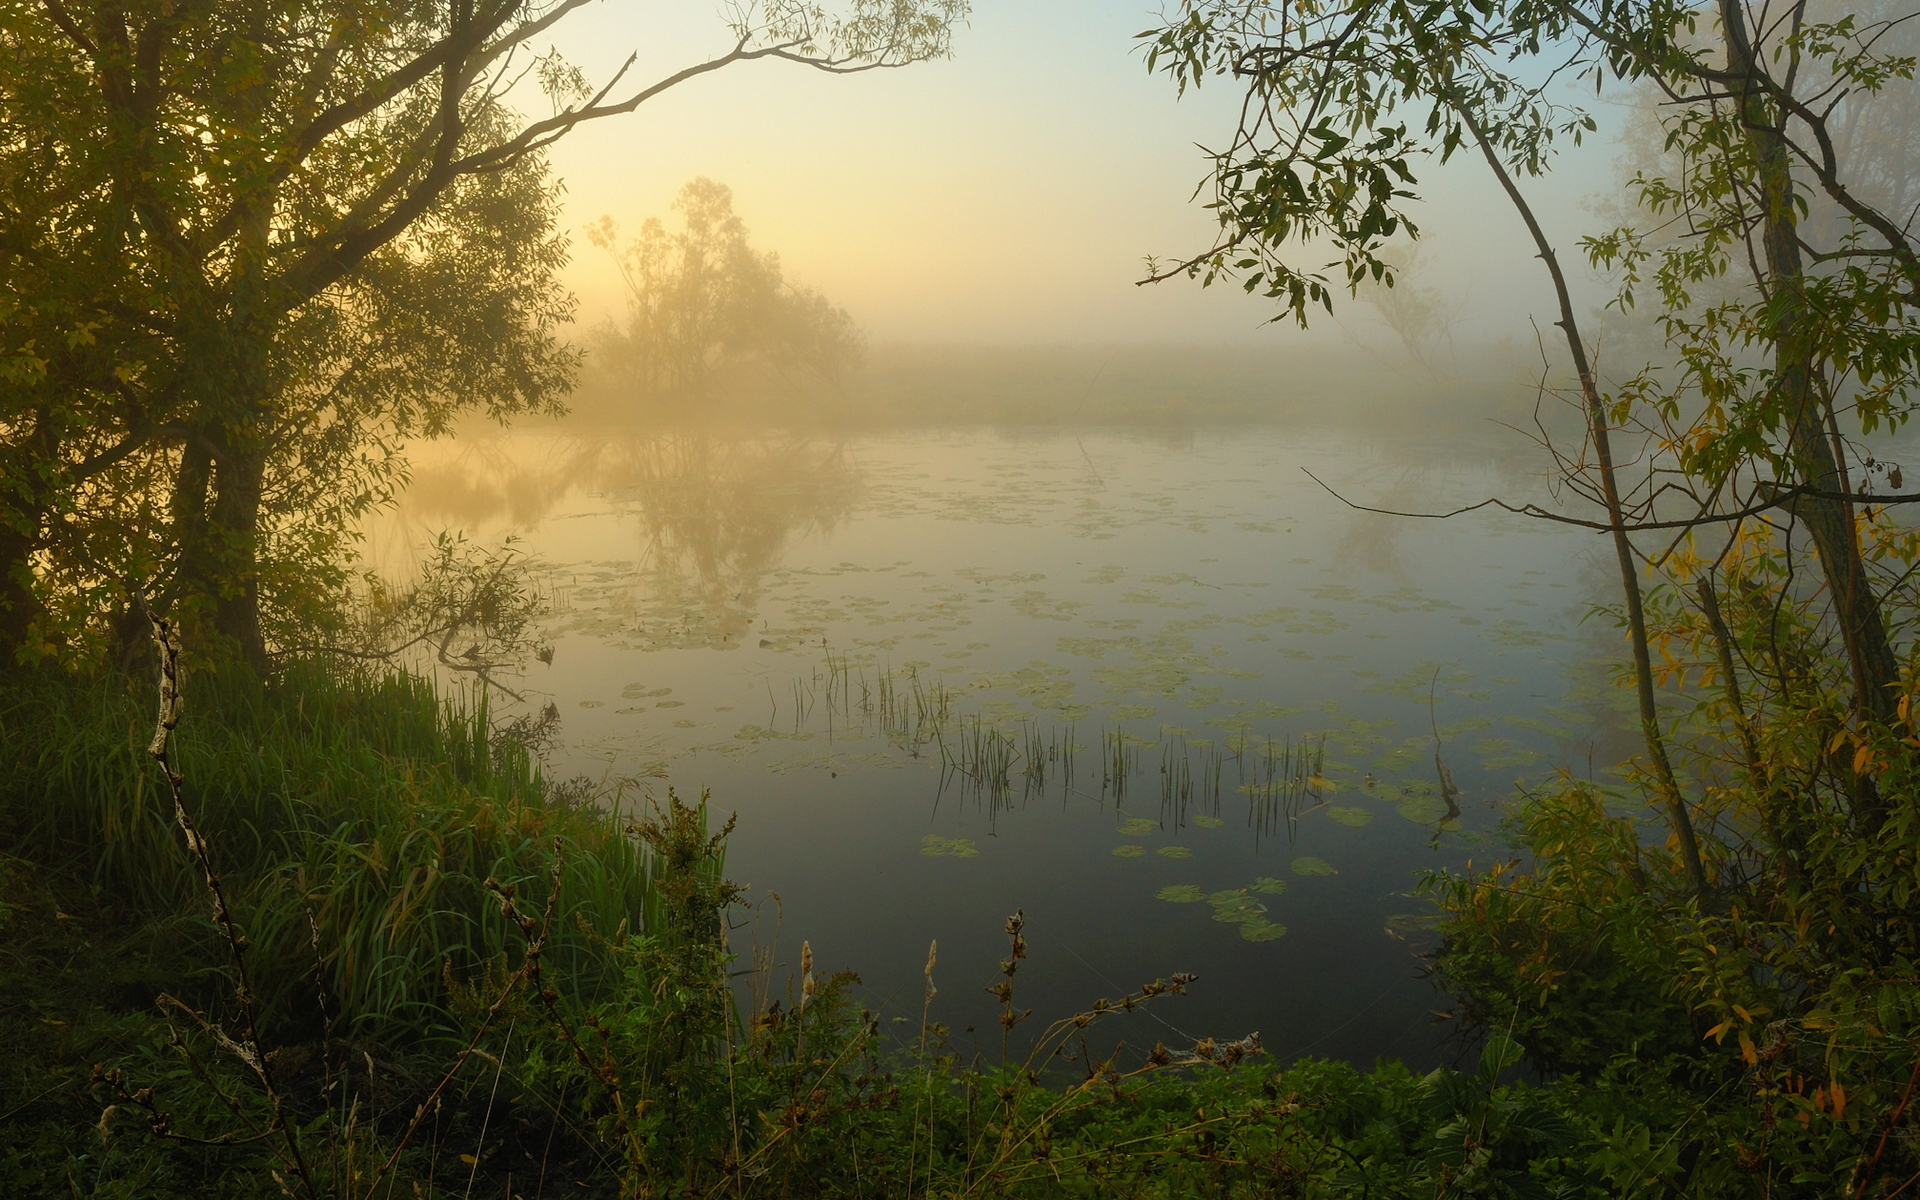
top-left (534, 1), bottom-right (1620, 347)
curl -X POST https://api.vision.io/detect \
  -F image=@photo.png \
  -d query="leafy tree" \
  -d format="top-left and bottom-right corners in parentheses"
top-left (0, 0), bottom-right (963, 669)
top-left (1140, 0), bottom-right (1920, 1187)
top-left (1140, 0), bottom-right (1919, 832)
top-left (587, 178), bottom-right (867, 403)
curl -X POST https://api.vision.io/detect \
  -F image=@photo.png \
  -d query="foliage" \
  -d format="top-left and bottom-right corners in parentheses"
top-left (1144, 0), bottom-right (1920, 1191)
top-left (0, 0), bottom-right (964, 668)
top-left (0, 662), bottom-right (651, 1043)
top-left (1426, 758), bottom-right (1920, 1194)
top-left (328, 531), bottom-right (553, 694)
top-left (1139, 0), bottom-right (1919, 726)
top-left (48, 754), bottom-right (1623, 1200)
top-left (587, 179), bottom-right (867, 403)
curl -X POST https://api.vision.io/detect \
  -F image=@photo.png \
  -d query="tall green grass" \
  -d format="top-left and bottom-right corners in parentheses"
top-left (0, 663), bottom-right (653, 1042)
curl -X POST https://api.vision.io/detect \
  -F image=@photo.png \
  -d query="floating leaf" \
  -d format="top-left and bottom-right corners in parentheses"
top-left (1157, 884), bottom-right (1205, 903)
top-left (1251, 876), bottom-right (1287, 895)
top-left (1112, 845), bottom-right (1145, 857)
top-left (1156, 845), bottom-right (1194, 859)
top-left (1326, 805), bottom-right (1373, 827)
top-left (1239, 918), bottom-right (1288, 942)
top-left (1192, 814), bottom-right (1225, 828)
top-left (1208, 890), bottom-right (1265, 923)
top-left (1291, 856), bottom-right (1336, 877)
top-left (1118, 817), bottom-right (1157, 836)
top-left (578, 700), bottom-right (605, 709)
top-left (920, 834), bottom-right (979, 858)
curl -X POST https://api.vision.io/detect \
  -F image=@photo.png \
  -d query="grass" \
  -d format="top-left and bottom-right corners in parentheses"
top-left (0, 662), bottom-right (653, 1042)
top-left (6, 654), bottom-right (1888, 1197)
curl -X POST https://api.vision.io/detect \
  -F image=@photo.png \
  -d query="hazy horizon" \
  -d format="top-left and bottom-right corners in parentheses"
top-left (534, 1), bottom-right (1623, 350)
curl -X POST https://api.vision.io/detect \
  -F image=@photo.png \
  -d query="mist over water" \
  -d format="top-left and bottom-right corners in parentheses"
top-left (368, 362), bottom-right (1641, 1069)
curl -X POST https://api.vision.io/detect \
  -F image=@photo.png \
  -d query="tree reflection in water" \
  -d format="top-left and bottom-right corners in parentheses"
top-left (379, 431), bottom-right (863, 648)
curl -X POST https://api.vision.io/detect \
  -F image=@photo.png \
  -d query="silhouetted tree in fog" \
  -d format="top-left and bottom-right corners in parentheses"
top-left (588, 179), bottom-right (866, 402)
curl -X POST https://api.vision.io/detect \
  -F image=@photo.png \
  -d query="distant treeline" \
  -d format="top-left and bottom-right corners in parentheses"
top-left (564, 339), bottom-right (1556, 431)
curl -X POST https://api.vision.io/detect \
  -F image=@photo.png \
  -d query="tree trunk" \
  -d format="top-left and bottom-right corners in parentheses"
top-left (209, 443), bottom-right (269, 671)
top-left (0, 519), bottom-right (45, 661)
top-left (1721, 0), bottom-right (1901, 728)
top-left (167, 297), bottom-right (274, 675)
top-left (171, 426), bottom-right (269, 673)
top-left (1456, 101), bottom-right (1710, 895)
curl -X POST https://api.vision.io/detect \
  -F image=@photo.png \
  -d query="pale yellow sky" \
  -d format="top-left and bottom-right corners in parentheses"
top-left (535, 2), bottom-right (1611, 346)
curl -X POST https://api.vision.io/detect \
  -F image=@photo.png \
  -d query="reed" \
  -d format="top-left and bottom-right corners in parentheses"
top-left (0, 662), bottom-right (654, 1041)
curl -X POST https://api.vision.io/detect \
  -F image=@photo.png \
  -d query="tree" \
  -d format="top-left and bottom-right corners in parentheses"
top-left (1141, 2), bottom-right (1920, 1183)
top-left (587, 178), bottom-right (867, 402)
top-left (1138, 0), bottom-right (1919, 859)
top-left (0, 0), bottom-right (964, 669)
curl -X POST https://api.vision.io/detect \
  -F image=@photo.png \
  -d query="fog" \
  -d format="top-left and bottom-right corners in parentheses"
top-left (536, 0), bottom-right (1620, 356)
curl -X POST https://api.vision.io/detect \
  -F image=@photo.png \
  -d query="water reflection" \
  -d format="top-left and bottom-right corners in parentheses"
top-left (382, 431), bottom-right (862, 646)
top-left (605, 435), bottom-right (862, 644)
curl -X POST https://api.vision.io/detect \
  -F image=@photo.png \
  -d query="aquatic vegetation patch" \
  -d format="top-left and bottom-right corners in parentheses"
top-left (1112, 844), bottom-right (1146, 857)
top-left (1291, 856), bottom-right (1336, 876)
top-left (1326, 805), bottom-right (1374, 827)
top-left (1369, 780), bottom-right (1453, 823)
top-left (1156, 845), bottom-right (1194, 859)
top-left (920, 834), bottom-right (980, 857)
top-left (1205, 888), bottom-right (1287, 941)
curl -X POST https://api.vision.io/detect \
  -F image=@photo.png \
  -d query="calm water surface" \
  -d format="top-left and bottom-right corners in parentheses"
top-left (367, 420), bottom-right (1634, 1069)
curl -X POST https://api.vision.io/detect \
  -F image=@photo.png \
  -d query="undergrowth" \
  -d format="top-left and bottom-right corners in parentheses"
top-left (8, 639), bottom-right (1915, 1197)
top-left (0, 659), bottom-right (651, 1043)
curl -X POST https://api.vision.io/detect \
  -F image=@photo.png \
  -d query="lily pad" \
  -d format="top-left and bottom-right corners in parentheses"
top-left (578, 700), bottom-right (604, 709)
top-left (1291, 856), bottom-right (1337, 877)
top-left (1251, 876), bottom-right (1288, 895)
top-left (1156, 884), bottom-right (1205, 903)
top-left (1238, 918), bottom-right (1288, 942)
top-left (1208, 890), bottom-right (1265, 922)
top-left (1112, 845), bottom-right (1146, 858)
top-left (1326, 805), bottom-right (1374, 828)
top-left (1117, 817), bottom-right (1158, 836)
top-left (1192, 814), bottom-right (1225, 828)
top-left (920, 835), bottom-right (979, 858)
top-left (1156, 845), bottom-right (1194, 859)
